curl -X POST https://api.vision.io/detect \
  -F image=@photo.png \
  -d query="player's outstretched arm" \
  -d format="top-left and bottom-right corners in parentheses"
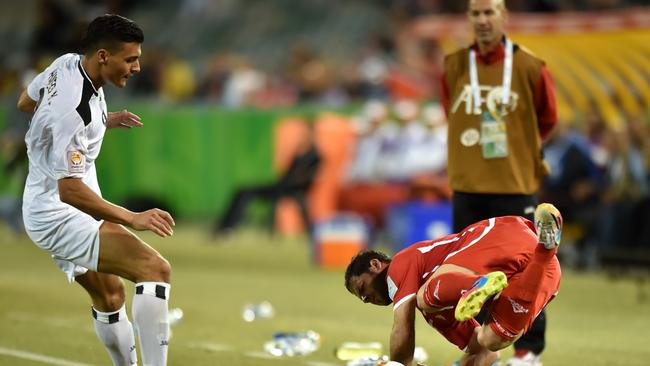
top-left (390, 297), bottom-right (416, 365)
top-left (106, 109), bottom-right (143, 129)
top-left (17, 90), bottom-right (37, 113)
top-left (58, 177), bottom-right (175, 237)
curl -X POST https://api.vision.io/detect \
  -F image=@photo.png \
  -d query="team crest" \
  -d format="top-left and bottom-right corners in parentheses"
top-left (67, 150), bottom-right (85, 173)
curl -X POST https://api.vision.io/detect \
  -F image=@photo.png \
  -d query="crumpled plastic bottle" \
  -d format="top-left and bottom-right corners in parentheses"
top-left (168, 308), bottom-right (184, 326)
top-left (336, 342), bottom-right (383, 361)
top-left (263, 330), bottom-right (321, 357)
top-left (242, 301), bottom-right (275, 322)
top-left (346, 355), bottom-right (389, 366)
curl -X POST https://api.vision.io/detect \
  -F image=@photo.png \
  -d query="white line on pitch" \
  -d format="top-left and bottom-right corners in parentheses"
top-left (243, 351), bottom-right (283, 360)
top-left (305, 361), bottom-right (340, 366)
top-left (187, 342), bottom-right (234, 352)
top-left (0, 346), bottom-right (93, 366)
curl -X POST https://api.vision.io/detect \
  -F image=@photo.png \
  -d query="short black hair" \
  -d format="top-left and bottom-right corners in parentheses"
top-left (344, 249), bottom-right (391, 293)
top-left (81, 14), bottom-right (144, 54)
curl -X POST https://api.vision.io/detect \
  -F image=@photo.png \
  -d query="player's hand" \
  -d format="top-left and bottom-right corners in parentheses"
top-left (107, 109), bottom-right (143, 129)
top-left (130, 209), bottom-right (175, 237)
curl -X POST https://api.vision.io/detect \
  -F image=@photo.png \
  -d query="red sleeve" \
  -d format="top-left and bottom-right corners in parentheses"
top-left (439, 71), bottom-right (450, 118)
top-left (534, 64), bottom-right (558, 141)
top-left (387, 254), bottom-right (419, 309)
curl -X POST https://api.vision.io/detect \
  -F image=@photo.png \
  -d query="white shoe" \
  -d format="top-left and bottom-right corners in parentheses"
top-left (505, 351), bottom-right (542, 366)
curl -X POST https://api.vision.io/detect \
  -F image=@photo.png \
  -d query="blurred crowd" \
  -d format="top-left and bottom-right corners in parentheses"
top-left (1, 0), bottom-right (647, 107)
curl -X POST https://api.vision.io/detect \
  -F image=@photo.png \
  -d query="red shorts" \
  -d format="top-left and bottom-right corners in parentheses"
top-left (441, 216), bottom-right (562, 342)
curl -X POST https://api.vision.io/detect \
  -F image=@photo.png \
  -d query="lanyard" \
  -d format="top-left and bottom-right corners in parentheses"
top-left (469, 38), bottom-right (513, 115)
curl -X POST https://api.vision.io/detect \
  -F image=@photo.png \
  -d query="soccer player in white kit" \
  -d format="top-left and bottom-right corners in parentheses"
top-left (17, 15), bottom-right (175, 366)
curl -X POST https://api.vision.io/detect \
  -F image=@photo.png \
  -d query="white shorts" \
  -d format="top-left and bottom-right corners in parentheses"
top-left (24, 208), bottom-right (103, 283)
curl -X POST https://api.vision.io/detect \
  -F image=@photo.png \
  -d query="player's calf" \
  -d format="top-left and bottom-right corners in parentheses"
top-left (418, 271), bottom-right (483, 311)
top-left (133, 282), bottom-right (171, 365)
top-left (477, 322), bottom-right (523, 352)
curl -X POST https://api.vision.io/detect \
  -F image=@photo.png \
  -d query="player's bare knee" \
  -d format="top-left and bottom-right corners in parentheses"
top-left (102, 289), bottom-right (126, 310)
top-left (157, 256), bottom-right (171, 283)
top-left (142, 255), bottom-right (171, 283)
top-left (92, 281), bottom-right (126, 311)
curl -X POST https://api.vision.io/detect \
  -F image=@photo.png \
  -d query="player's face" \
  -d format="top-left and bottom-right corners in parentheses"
top-left (349, 260), bottom-right (392, 306)
top-left (102, 42), bottom-right (141, 88)
top-left (468, 0), bottom-right (506, 46)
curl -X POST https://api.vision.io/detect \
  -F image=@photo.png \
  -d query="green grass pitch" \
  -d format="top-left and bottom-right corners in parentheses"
top-left (1, 224), bottom-right (649, 366)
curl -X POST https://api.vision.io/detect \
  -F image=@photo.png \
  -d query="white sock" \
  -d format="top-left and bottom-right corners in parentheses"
top-left (92, 304), bottom-right (137, 366)
top-left (132, 282), bottom-right (170, 366)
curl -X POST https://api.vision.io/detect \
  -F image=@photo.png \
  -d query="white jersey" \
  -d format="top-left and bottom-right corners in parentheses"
top-left (23, 53), bottom-right (107, 232)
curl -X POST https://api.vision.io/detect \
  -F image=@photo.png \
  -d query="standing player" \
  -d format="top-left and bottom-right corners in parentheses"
top-left (17, 15), bottom-right (174, 366)
top-left (440, 0), bottom-right (558, 364)
top-left (344, 203), bottom-right (563, 366)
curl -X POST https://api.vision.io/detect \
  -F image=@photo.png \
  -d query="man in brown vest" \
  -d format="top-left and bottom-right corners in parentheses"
top-left (440, 0), bottom-right (558, 365)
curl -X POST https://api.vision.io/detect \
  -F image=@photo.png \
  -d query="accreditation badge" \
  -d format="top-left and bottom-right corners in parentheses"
top-left (460, 128), bottom-right (480, 147)
top-left (480, 110), bottom-right (508, 159)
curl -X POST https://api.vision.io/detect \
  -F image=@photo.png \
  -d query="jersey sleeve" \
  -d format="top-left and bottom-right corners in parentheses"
top-left (387, 253), bottom-right (420, 311)
top-left (26, 69), bottom-right (49, 101)
top-left (50, 112), bottom-right (88, 180)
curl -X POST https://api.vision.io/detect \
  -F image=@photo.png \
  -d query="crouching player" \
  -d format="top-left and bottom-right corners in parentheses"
top-left (344, 204), bottom-right (562, 366)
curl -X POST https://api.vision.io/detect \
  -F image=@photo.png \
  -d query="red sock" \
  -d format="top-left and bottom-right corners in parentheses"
top-left (423, 272), bottom-right (480, 308)
top-left (511, 245), bottom-right (557, 302)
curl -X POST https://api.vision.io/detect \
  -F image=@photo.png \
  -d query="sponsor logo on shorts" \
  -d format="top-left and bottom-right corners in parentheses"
top-left (508, 297), bottom-right (529, 314)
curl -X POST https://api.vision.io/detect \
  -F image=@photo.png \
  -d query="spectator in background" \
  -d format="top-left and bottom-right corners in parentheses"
top-left (408, 103), bottom-right (451, 202)
top-left (0, 69), bottom-right (35, 233)
top-left (355, 33), bottom-right (395, 99)
top-left (346, 100), bottom-right (393, 183)
top-left (285, 42), bottom-right (333, 103)
top-left (160, 54), bottom-right (197, 102)
top-left (380, 99), bottom-right (427, 181)
top-left (221, 55), bottom-right (266, 108)
top-left (627, 115), bottom-right (650, 249)
top-left (440, 0), bottom-right (558, 364)
top-left (215, 122), bottom-right (321, 235)
top-left (196, 53), bottom-right (230, 102)
top-left (540, 122), bottom-right (604, 268)
top-left (599, 124), bottom-right (649, 250)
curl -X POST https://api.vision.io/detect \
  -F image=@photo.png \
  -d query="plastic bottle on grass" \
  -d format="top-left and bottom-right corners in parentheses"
top-left (263, 330), bottom-right (321, 357)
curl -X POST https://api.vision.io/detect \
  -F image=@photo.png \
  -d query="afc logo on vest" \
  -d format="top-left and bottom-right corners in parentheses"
top-left (451, 84), bottom-right (520, 116)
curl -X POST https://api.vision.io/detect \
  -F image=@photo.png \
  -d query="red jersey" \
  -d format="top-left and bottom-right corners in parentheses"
top-left (386, 216), bottom-right (540, 349)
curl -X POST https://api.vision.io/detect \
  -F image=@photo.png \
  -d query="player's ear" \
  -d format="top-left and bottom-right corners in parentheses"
top-left (369, 259), bottom-right (382, 272)
top-left (97, 49), bottom-right (109, 65)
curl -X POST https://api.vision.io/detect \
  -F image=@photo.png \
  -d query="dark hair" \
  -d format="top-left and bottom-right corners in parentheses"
top-left (81, 14), bottom-right (144, 54)
top-left (344, 249), bottom-right (391, 293)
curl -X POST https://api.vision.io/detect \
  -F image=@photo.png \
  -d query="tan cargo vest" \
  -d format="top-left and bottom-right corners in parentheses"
top-left (445, 45), bottom-right (547, 195)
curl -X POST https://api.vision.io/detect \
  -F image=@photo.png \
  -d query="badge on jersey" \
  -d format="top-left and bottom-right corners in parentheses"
top-left (480, 110), bottom-right (508, 159)
top-left (67, 150), bottom-right (85, 173)
top-left (387, 275), bottom-right (397, 301)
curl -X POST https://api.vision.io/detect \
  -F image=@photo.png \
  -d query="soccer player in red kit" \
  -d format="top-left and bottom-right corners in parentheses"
top-left (344, 203), bottom-right (562, 366)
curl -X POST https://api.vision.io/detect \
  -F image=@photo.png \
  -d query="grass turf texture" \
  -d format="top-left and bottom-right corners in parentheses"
top-left (1, 224), bottom-right (649, 366)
